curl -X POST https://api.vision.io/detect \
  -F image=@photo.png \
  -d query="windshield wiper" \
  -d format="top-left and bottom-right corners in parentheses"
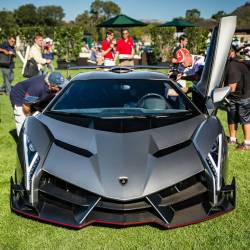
top-left (99, 114), bottom-right (171, 119)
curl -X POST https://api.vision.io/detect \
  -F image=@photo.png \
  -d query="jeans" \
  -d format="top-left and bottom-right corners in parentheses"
top-left (1, 67), bottom-right (14, 94)
top-left (43, 63), bottom-right (55, 74)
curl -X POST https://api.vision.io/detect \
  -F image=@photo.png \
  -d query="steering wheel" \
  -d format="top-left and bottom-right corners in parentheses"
top-left (137, 93), bottom-right (167, 109)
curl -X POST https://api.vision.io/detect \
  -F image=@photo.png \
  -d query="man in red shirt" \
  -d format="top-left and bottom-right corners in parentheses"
top-left (101, 30), bottom-right (116, 66)
top-left (116, 29), bottom-right (135, 66)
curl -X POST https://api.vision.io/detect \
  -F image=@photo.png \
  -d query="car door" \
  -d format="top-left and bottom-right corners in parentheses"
top-left (194, 16), bottom-right (237, 114)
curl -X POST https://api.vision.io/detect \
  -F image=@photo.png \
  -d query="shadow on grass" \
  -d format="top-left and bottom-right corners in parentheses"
top-left (9, 129), bottom-right (18, 144)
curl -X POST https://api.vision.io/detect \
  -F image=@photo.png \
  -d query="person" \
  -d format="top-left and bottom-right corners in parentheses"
top-left (224, 46), bottom-right (250, 150)
top-left (42, 37), bottom-right (55, 72)
top-left (101, 30), bottom-right (116, 66)
top-left (10, 72), bottom-right (67, 136)
top-left (116, 29), bottom-right (134, 66)
top-left (175, 48), bottom-right (205, 83)
top-left (28, 34), bottom-right (51, 74)
top-left (0, 36), bottom-right (16, 94)
top-left (172, 34), bottom-right (188, 65)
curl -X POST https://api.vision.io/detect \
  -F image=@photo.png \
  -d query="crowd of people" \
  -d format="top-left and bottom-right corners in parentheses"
top-left (0, 30), bottom-right (249, 150)
top-left (0, 34), bottom-right (66, 136)
top-left (170, 35), bottom-right (250, 151)
top-left (89, 28), bottom-right (136, 66)
top-left (0, 34), bottom-right (55, 95)
top-left (86, 29), bottom-right (145, 66)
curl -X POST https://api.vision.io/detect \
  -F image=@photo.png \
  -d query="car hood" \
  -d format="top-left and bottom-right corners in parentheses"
top-left (30, 114), bottom-right (205, 201)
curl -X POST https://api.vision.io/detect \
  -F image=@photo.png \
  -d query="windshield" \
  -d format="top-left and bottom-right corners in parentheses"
top-left (48, 79), bottom-right (198, 118)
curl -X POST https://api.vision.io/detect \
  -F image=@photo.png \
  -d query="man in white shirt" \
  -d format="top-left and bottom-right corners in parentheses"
top-left (28, 35), bottom-right (51, 72)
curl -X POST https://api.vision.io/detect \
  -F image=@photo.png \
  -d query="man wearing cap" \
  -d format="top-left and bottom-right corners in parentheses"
top-left (42, 37), bottom-right (55, 72)
top-left (10, 72), bottom-right (67, 136)
top-left (176, 48), bottom-right (205, 83)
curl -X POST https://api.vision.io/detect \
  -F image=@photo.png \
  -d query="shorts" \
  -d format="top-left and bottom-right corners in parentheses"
top-left (119, 59), bottom-right (134, 67)
top-left (227, 98), bottom-right (250, 125)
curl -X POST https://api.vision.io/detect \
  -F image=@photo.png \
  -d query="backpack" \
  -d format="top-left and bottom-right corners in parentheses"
top-left (23, 58), bottom-right (39, 78)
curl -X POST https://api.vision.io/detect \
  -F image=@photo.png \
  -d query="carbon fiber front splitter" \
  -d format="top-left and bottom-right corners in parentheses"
top-left (10, 177), bottom-right (236, 229)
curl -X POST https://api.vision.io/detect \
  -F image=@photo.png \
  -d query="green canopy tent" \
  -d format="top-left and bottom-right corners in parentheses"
top-left (160, 19), bottom-right (197, 32)
top-left (97, 14), bottom-right (147, 28)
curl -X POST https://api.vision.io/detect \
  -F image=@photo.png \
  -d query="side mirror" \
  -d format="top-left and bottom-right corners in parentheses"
top-left (24, 96), bottom-right (40, 105)
top-left (212, 86), bottom-right (230, 103)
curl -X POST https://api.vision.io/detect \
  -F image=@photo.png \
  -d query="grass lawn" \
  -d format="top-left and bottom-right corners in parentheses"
top-left (0, 60), bottom-right (249, 250)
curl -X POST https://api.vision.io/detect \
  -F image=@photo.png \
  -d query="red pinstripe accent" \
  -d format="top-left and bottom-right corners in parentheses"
top-left (11, 207), bottom-right (234, 230)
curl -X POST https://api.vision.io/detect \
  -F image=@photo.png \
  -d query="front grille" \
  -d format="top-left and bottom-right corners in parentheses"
top-left (37, 171), bottom-right (210, 226)
top-left (39, 172), bottom-right (208, 210)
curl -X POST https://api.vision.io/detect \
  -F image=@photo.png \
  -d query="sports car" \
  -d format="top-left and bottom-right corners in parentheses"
top-left (10, 16), bottom-right (236, 229)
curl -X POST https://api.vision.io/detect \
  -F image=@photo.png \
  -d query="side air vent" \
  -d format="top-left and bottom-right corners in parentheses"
top-left (54, 139), bottom-right (93, 158)
top-left (153, 140), bottom-right (192, 158)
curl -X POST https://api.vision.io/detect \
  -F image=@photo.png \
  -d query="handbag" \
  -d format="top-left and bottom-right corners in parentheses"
top-left (23, 58), bottom-right (39, 78)
top-left (0, 52), bottom-right (11, 67)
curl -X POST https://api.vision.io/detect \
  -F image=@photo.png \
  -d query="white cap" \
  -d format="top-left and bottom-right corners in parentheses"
top-left (44, 37), bottom-right (53, 43)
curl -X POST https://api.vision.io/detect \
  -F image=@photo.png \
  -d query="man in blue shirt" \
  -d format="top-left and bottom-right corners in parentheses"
top-left (0, 36), bottom-right (16, 94)
top-left (10, 72), bottom-right (68, 136)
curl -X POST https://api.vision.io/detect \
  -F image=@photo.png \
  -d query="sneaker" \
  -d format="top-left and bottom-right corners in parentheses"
top-left (0, 87), bottom-right (6, 93)
top-left (236, 143), bottom-right (250, 151)
top-left (227, 137), bottom-right (237, 145)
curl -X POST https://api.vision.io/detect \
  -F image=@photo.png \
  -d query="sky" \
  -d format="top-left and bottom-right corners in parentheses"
top-left (0, 0), bottom-right (247, 21)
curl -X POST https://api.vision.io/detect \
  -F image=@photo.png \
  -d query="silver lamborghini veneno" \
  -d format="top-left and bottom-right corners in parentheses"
top-left (10, 16), bottom-right (236, 229)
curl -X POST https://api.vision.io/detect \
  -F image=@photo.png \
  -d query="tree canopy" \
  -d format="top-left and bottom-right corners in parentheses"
top-left (185, 8), bottom-right (201, 22)
top-left (211, 11), bottom-right (227, 21)
top-left (90, 0), bottom-right (121, 20)
top-left (13, 4), bottom-right (64, 27)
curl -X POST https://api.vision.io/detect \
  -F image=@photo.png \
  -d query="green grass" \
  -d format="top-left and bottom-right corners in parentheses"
top-left (0, 60), bottom-right (249, 250)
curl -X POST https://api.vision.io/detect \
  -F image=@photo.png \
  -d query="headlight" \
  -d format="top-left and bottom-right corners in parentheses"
top-left (206, 134), bottom-right (223, 192)
top-left (23, 134), bottom-right (40, 191)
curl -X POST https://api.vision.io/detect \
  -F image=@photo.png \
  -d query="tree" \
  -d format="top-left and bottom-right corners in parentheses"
top-left (37, 6), bottom-right (65, 26)
top-left (211, 11), bottom-right (227, 20)
top-left (14, 4), bottom-right (39, 26)
top-left (75, 11), bottom-right (98, 39)
top-left (185, 8), bottom-right (201, 22)
top-left (75, 0), bottom-right (121, 40)
top-left (54, 26), bottom-right (83, 61)
top-left (90, 0), bottom-right (104, 20)
top-left (0, 10), bottom-right (18, 37)
top-left (150, 26), bottom-right (176, 63)
top-left (90, 0), bottom-right (121, 21)
top-left (184, 27), bottom-right (209, 55)
top-left (0, 10), bottom-right (16, 29)
top-left (102, 1), bottom-right (121, 19)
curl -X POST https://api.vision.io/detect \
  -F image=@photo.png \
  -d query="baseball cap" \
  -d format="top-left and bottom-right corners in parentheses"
top-left (176, 48), bottom-right (190, 63)
top-left (44, 37), bottom-right (53, 43)
top-left (48, 72), bottom-right (68, 87)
